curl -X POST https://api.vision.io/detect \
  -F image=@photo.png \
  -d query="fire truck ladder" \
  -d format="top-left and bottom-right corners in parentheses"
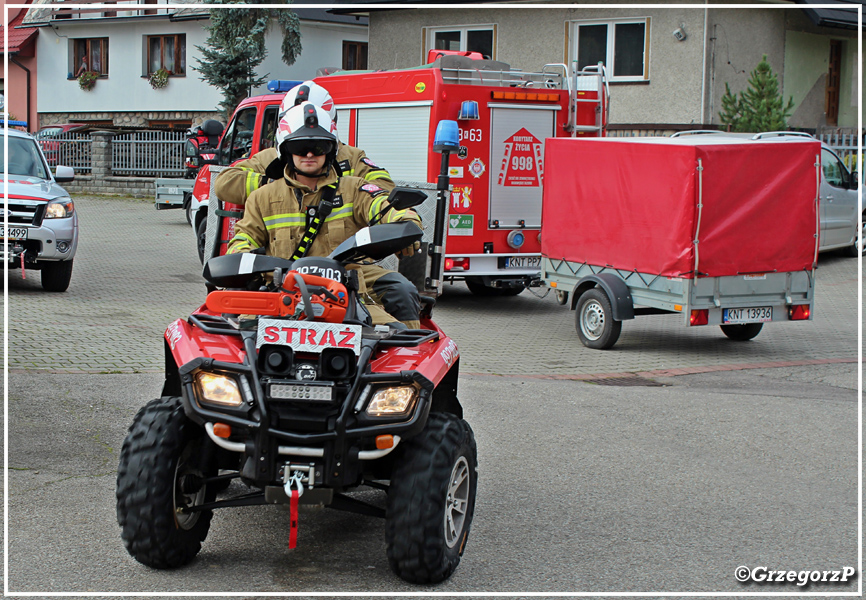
top-left (543, 62), bottom-right (610, 136)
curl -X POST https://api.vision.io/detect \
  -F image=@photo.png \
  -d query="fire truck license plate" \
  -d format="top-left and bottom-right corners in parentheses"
top-left (256, 319), bottom-right (362, 355)
top-left (0, 226), bottom-right (28, 241)
top-left (723, 307), bottom-right (772, 324)
top-left (498, 256), bottom-right (541, 269)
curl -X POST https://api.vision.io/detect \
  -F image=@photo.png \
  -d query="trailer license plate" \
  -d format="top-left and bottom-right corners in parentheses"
top-left (723, 307), bottom-right (772, 324)
top-left (256, 318), bottom-right (362, 355)
top-left (498, 256), bottom-right (541, 270)
top-left (0, 226), bottom-right (28, 241)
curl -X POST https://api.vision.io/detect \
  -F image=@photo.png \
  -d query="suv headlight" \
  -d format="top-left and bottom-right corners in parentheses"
top-left (196, 372), bottom-right (243, 407)
top-left (365, 386), bottom-right (418, 418)
top-left (45, 199), bottom-right (75, 219)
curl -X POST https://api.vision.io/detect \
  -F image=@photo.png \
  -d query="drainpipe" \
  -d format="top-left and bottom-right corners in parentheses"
top-left (10, 55), bottom-right (32, 132)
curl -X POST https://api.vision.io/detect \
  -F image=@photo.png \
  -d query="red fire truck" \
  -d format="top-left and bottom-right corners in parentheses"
top-left (192, 56), bottom-right (608, 295)
top-left (321, 54), bottom-right (608, 295)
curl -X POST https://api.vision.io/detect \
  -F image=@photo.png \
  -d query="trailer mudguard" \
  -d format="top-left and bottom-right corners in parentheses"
top-left (570, 273), bottom-right (635, 321)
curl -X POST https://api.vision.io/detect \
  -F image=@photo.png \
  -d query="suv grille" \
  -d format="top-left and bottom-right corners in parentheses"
top-left (6, 200), bottom-right (45, 226)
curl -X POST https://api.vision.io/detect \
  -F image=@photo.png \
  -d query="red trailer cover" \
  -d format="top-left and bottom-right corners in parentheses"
top-left (541, 137), bottom-right (820, 278)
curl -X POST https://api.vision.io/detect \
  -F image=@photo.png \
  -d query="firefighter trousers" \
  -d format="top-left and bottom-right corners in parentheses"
top-left (360, 264), bottom-right (421, 330)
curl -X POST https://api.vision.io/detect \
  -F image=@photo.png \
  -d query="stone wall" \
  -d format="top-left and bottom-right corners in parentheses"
top-left (39, 111), bottom-right (224, 129)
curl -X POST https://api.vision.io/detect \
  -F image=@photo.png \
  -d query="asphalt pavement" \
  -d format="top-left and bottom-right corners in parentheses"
top-left (3, 196), bottom-right (862, 597)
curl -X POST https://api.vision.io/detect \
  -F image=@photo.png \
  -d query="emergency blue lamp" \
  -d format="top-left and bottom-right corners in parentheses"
top-left (433, 120), bottom-right (459, 153)
top-left (0, 119), bottom-right (28, 127)
top-left (267, 80), bottom-right (304, 93)
top-left (457, 100), bottom-right (480, 120)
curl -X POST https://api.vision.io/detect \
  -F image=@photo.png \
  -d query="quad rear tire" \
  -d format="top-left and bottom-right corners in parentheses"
top-left (575, 288), bottom-right (622, 349)
top-left (196, 219), bottom-right (207, 264)
top-left (116, 396), bottom-right (214, 568)
top-left (41, 260), bottom-right (73, 292)
top-left (720, 323), bottom-right (763, 341)
top-left (385, 412), bottom-right (478, 584)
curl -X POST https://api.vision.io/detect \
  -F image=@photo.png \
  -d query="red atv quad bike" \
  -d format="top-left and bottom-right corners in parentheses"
top-left (115, 122), bottom-right (477, 585)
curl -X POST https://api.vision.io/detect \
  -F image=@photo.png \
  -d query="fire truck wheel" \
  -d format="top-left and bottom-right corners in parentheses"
top-left (575, 288), bottom-right (622, 349)
top-left (719, 323), bottom-right (763, 341)
top-left (385, 412), bottom-right (478, 584)
top-left (40, 259), bottom-right (74, 292)
top-left (196, 219), bottom-right (207, 264)
top-left (116, 396), bottom-right (215, 569)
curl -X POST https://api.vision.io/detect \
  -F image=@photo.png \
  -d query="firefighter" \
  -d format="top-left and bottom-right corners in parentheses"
top-left (214, 80), bottom-right (392, 203)
top-left (227, 103), bottom-right (422, 329)
top-left (216, 80), bottom-right (416, 326)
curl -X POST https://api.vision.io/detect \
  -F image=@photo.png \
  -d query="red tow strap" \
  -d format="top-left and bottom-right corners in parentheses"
top-left (20, 253), bottom-right (26, 279)
top-left (288, 488), bottom-right (299, 549)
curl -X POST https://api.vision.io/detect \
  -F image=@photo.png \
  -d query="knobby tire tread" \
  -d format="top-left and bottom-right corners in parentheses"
top-left (116, 396), bottom-right (213, 569)
top-left (385, 412), bottom-right (478, 584)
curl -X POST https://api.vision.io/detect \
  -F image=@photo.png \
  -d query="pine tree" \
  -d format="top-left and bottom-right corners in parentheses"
top-left (718, 55), bottom-right (795, 133)
top-left (718, 83), bottom-right (742, 131)
top-left (194, 1), bottom-right (302, 119)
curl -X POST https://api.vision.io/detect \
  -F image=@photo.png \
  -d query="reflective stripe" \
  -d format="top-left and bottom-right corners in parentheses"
top-left (364, 169), bottom-right (390, 181)
top-left (244, 170), bottom-right (260, 198)
top-left (369, 197), bottom-right (387, 221)
top-left (325, 203), bottom-right (353, 222)
top-left (264, 213), bottom-right (305, 230)
top-left (228, 232), bottom-right (259, 253)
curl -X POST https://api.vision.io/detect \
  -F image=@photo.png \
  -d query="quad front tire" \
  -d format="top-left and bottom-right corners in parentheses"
top-left (385, 412), bottom-right (478, 584)
top-left (575, 288), bottom-right (622, 349)
top-left (116, 396), bottom-right (214, 568)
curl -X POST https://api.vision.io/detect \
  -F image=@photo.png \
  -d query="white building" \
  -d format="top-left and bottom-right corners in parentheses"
top-left (22, 1), bottom-right (368, 129)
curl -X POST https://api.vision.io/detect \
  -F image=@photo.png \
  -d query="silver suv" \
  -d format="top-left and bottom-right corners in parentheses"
top-left (2, 128), bottom-right (79, 291)
top-left (673, 131), bottom-right (861, 257)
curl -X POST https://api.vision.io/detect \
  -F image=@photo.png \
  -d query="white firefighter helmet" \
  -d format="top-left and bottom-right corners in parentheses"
top-left (280, 80), bottom-right (337, 122)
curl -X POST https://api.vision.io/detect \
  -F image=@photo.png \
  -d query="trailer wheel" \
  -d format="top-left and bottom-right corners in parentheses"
top-left (555, 290), bottom-right (569, 305)
top-left (575, 288), bottom-right (621, 349)
top-left (720, 323), bottom-right (763, 341)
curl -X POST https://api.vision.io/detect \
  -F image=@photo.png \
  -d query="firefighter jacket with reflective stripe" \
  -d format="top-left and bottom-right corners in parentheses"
top-left (227, 167), bottom-right (419, 261)
top-left (214, 145), bottom-right (394, 207)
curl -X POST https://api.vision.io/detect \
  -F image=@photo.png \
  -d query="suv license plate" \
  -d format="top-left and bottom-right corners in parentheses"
top-left (723, 307), bottom-right (772, 324)
top-left (498, 256), bottom-right (541, 270)
top-left (0, 226), bottom-right (28, 240)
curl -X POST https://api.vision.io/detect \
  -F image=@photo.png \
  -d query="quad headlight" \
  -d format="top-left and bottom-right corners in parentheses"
top-left (196, 372), bottom-right (244, 408)
top-left (365, 386), bottom-right (418, 418)
top-left (45, 199), bottom-right (75, 219)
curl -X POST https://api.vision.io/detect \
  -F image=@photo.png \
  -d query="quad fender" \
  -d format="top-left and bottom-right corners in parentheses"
top-left (163, 316), bottom-right (246, 374)
top-left (430, 359), bottom-right (462, 419)
top-left (570, 273), bottom-right (635, 321)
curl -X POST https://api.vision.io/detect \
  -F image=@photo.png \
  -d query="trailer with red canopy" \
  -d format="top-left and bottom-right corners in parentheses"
top-left (540, 135), bottom-right (819, 348)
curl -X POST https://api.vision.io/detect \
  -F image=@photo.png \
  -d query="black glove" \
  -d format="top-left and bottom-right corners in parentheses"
top-left (264, 157), bottom-right (286, 181)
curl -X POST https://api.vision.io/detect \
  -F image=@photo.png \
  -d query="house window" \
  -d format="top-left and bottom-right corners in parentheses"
top-left (147, 34), bottom-right (186, 76)
top-left (343, 41), bottom-right (368, 71)
top-left (74, 38), bottom-right (109, 77)
top-left (572, 18), bottom-right (649, 81)
top-left (424, 25), bottom-right (496, 59)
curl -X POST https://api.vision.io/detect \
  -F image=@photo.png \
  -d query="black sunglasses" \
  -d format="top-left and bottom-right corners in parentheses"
top-left (284, 139), bottom-right (334, 157)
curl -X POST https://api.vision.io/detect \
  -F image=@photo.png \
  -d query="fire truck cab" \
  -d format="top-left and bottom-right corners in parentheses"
top-left (319, 54), bottom-right (608, 295)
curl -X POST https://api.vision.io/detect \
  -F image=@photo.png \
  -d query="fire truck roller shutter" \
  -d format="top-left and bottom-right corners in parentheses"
top-left (355, 105), bottom-right (432, 182)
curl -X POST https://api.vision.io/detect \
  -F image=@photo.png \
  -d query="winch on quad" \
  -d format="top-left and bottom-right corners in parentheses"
top-left (115, 121), bottom-right (478, 585)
